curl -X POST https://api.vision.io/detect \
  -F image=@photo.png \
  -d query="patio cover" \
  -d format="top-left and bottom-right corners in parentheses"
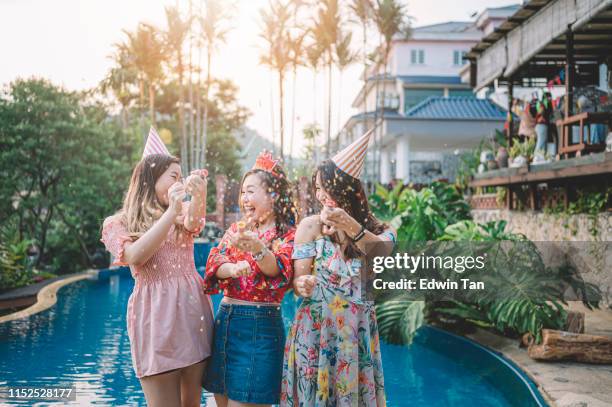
top-left (468, 0), bottom-right (612, 90)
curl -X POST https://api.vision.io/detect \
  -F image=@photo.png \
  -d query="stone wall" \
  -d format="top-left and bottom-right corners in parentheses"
top-left (472, 209), bottom-right (612, 304)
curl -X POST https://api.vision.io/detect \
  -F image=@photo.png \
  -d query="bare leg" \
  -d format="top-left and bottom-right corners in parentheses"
top-left (179, 360), bottom-right (207, 407)
top-left (140, 369), bottom-right (182, 407)
top-left (214, 394), bottom-right (229, 407)
top-left (227, 400), bottom-right (270, 407)
top-left (213, 395), bottom-right (269, 407)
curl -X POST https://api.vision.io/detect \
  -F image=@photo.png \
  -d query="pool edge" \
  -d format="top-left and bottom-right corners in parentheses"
top-left (436, 326), bottom-right (558, 407)
top-left (0, 270), bottom-right (96, 324)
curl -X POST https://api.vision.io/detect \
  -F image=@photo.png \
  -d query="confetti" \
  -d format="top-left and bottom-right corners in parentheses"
top-left (324, 199), bottom-right (338, 208)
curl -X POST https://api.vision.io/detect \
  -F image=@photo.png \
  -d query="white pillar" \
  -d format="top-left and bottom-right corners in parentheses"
top-left (395, 137), bottom-right (410, 183)
top-left (380, 149), bottom-right (391, 184)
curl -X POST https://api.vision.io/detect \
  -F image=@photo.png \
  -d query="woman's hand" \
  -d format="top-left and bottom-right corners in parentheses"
top-left (185, 170), bottom-right (207, 201)
top-left (229, 230), bottom-right (266, 254)
top-left (294, 275), bottom-right (316, 297)
top-left (167, 181), bottom-right (186, 219)
top-left (320, 206), bottom-right (361, 238)
top-left (228, 260), bottom-right (252, 278)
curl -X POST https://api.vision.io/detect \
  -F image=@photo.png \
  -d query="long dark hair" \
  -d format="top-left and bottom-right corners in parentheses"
top-left (313, 159), bottom-right (386, 259)
top-left (119, 154), bottom-right (182, 239)
top-left (239, 165), bottom-right (296, 237)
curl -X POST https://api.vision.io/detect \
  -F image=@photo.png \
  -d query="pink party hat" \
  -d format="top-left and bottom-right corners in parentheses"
top-left (142, 126), bottom-right (171, 158)
top-left (331, 126), bottom-right (375, 178)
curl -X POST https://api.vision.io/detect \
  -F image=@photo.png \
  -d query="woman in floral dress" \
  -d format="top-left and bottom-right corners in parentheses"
top-left (281, 152), bottom-right (396, 406)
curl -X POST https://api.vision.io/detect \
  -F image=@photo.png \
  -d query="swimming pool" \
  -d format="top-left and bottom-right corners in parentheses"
top-left (0, 266), bottom-right (547, 406)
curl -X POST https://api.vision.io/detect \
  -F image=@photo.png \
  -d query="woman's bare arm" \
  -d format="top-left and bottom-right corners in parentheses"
top-left (292, 216), bottom-right (322, 290)
top-left (122, 210), bottom-right (176, 267)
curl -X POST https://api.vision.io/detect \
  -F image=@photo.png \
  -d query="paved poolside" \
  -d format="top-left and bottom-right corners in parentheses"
top-left (468, 303), bottom-right (612, 407)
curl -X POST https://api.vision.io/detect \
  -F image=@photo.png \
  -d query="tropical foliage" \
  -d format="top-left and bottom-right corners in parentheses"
top-left (0, 219), bottom-right (36, 292)
top-left (0, 36), bottom-right (248, 282)
top-left (0, 79), bottom-right (131, 275)
top-left (372, 183), bottom-right (601, 345)
top-left (369, 181), bottom-right (471, 241)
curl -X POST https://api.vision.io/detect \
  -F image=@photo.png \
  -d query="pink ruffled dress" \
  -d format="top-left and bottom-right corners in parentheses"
top-left (100, 204), bottom-right (214, 378)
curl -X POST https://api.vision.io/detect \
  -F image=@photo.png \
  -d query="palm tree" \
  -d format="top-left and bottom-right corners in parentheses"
top-left (287, 28), bottom-right (307, 169)
top-left (117, 24), bottom-right (165, 144)
top-left (287, 0), bottom-right (307, 170)
top-left (335, 30), bottom-right (357, 136)
top-left (163, 5), bottom-right (191, 169)
top-left (197, 0), bottom-right (232, 169)
top-left (187, 0), bottom-right (196, 170)
top-left (372, 0), bottom-right (410, 180)
top-left (305, 43), bottom-right (324, 124)
top-left (101, 46), bottom-right (138, 130)
top-left (312, 0), bottom-right (340, 155)
top-left (349, 0), bottom-right (373, 114)
top-left (259, 0), bottom-right (292, 160)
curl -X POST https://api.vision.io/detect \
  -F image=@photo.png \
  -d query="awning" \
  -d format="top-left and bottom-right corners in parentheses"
top-left (469, 0), bottom-right (612, 90)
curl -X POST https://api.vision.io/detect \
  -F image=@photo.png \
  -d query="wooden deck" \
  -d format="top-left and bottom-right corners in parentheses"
top-left (470, 152), bottom-right (612, 188)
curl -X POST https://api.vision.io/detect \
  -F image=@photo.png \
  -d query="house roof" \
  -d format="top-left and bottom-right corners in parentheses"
top-left (365, 74), bottom-right (465, 85)
top-left (404, 96), bottom-right (507, 120)
top-left (398, 75), bottom-right (464, 85)
top-left (412, 21), bottom-right (474, 33)
top-left (349, 109), bottom-right (406, 121)
top-left (346, 97), bottom-right (507, 124)
top-left (400, 21), bottom-right (482, 41)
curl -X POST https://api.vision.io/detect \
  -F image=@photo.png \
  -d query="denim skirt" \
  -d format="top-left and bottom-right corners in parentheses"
top-left (203, 302), bottom-right (285, 404)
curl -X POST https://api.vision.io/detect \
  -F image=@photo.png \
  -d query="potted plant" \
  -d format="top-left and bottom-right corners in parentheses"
top-left (509, 137), bottom-right (535, 168)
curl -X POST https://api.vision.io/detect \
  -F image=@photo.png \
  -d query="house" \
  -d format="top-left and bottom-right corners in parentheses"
top-left (336, 5), bottom-right (520, 185)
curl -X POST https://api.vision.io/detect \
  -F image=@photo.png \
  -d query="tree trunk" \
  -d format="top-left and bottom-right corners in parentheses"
top-left (312, 69), bottom-right (317, 123)
top-left (201, 49), bottom-right (211, 170)
top-left (178, 54), bottom-right (187, 171)
top-left (337, 69), bottom-right (343, 137)
top-left (289, 65), bottom-right (297, 170)
top-left (149, 82), bottom-right (155, 126)
top-left (188, 0), bottom-right (195, 171)
top-left (371, 35), bottom-right (382, 185)
top-left (56, 207), bottom-right (94, 265)
top-left (326, 57), bottom-right (332, 155)
top-left (139, 77), bottom-right (146, 145)
top-left (269, 72), bottom-right (276, 154)
top-left (527, 329), bottom-right (612, 364)
top-left (279, 70), bottom-right (285, 160)
top-left (121, 106), bottom-right (128, 130)
top-left (195, 44), bottom-right (202, 169)
top-left (376, 44), bottom-right (391, 184)
top-left (362, 22), bottom-right (367, 114)
top-left (35, 206), bottom-right (53, 268)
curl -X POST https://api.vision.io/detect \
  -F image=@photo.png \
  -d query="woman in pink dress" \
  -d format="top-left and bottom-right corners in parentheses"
top-left (101, 153), bottom-right (214, 407)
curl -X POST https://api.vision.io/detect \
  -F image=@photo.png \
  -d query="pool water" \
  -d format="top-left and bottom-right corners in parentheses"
top-left (0, 267), bottom-right (547, 406)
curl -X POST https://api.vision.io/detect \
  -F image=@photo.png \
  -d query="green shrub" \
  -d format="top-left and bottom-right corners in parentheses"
top-left (371, 186), bottom-right (602, 345)
top-left (0, 221), bottom-right (35, 291)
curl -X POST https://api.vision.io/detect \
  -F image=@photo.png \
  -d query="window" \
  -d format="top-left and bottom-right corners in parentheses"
top-left (404, 88), bottom-right (444, 111)
top-left (449, 89), bottom-right (474, 97)
top-left (453, 50), bottom-right (467, 66)
top-left (411, 49), bottom-right (425, 65)
top-left (377, 92), bottom-right (400, 110)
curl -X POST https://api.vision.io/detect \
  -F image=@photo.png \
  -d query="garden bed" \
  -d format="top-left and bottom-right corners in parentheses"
top-left (0, 271), bottom-right (93, 324)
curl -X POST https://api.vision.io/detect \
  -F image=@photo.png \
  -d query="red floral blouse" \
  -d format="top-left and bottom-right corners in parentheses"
top-left (203, 222), bottom-right (296, 303)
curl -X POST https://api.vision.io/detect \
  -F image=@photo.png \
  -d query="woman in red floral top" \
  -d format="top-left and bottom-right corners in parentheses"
top-left (202, 151), bottom-right (296, 406)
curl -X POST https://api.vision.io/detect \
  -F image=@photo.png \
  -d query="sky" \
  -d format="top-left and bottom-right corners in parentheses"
top-left (0, 0), bottom-right (516, 157)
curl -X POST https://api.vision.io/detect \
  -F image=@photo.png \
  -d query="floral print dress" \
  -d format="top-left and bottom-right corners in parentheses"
top-left (281, 237), bottom-right (387, 407)
top-left (203, 222), bottom-right (296, 302)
